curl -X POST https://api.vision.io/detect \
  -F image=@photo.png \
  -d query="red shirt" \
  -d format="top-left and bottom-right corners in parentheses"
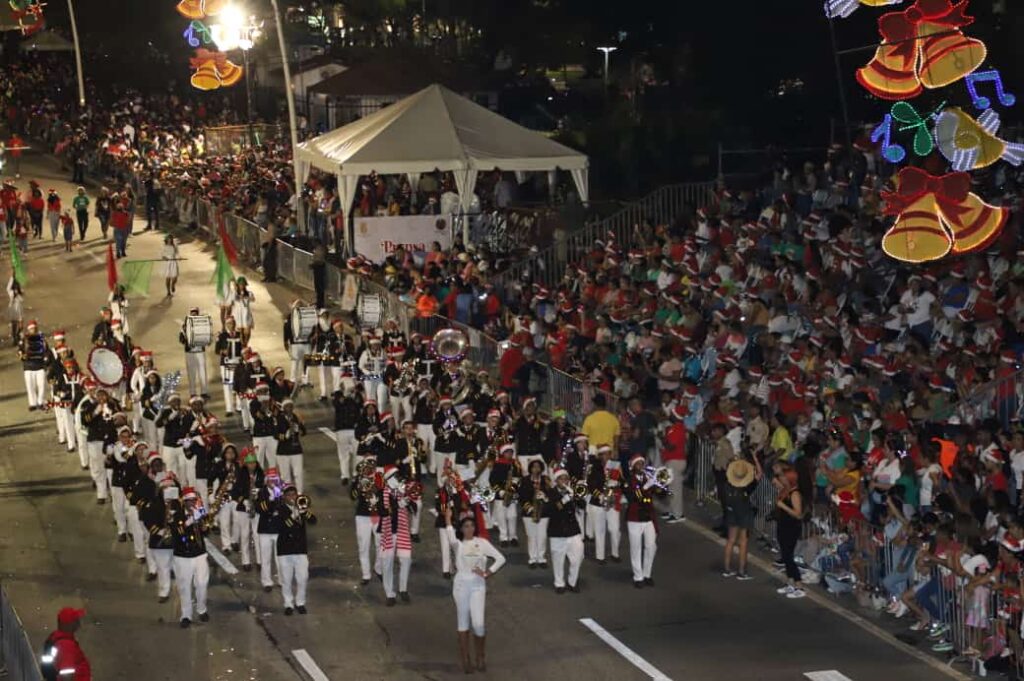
top-left (498, 346), bottom-right (524, 389)
top-left (662, 422), bottom-right (687, 462)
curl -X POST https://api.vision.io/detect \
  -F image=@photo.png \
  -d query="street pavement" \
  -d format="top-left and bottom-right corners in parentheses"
top-left (0, 150), bottom-right (961, 681)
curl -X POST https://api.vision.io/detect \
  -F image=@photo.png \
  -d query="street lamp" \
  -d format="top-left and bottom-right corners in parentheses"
top-left (209, 5), bottom-right (263, 146)
top-left (596, 46), bottom-right (617, 90)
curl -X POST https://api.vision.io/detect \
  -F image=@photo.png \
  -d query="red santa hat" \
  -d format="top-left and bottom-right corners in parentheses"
top-left (727, 409), bottom-right (743, 424)
top-left (383, 465), bottom-right (398, 479)
top-left (628, 454), bottom-right (646, 469)
top-left (181, 487), bottom-right (198, 501)
top-left (379, 411), bottom-right (394, 423)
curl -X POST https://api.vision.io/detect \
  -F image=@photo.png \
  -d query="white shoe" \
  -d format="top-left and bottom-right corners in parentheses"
top-left (892, 602), bottom-right (909, 619)
top-left (777, 585), bottom-right (793, 595)
top-left (786, 588), bottom-right (806, 599)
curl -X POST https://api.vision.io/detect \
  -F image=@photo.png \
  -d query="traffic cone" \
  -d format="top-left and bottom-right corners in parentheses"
top-left (190, 62), bottom-right (221, 91)
top-left (917, 21), bottom-right (986, 90)
top-left (215, 60), bottom-right (243, 87)
top-left (175, 0), bottom-right (204, 20)
top-left (881, 194), bottom-right (952, 263)
top-left (856, 42), bottom-right (923, 101)
top-left (944, 193), bottom-right (1009, 255)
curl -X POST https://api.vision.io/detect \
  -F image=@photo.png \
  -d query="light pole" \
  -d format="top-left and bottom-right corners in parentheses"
top-left (66, 0), bottom-right (85, 107)
top-left (596, 46), bottom-right (617, 90)
top-left (269, 0), bottom-right (304, 229)
top-left (209, 6), bottom-right (263, 147)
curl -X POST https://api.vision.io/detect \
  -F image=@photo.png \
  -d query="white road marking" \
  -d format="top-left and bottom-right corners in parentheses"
top-left (318, 427), bottom-right (336, 442)
top-left (204, 539), bottom-right (239, 575)
top-left (292, 649), bottom-right (331, 681)
top-left (805, 673), bottom-right (855, 681)
top-left (579, 618), bottom-right (672, 681)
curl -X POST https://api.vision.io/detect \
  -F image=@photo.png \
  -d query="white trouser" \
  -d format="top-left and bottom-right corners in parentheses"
top-left (161, 445), bottom-right (184, 481)
top-left (184, 352), bottom-right (208, 396)
top-left (416, 425), bottom-right (435, 471)
top-left (312, 365), bottom-right (326, 396)
top-left (363, 379), bottom-right (388, 411)
top-left (252, 436), bottom-right (278, 470)
top-left (76, 429), bottom-right (89, 468)
top-left (258, 533), bottom-right (278, 587)
top-left (87, 441), bottom-right (109, 499)
top-left (356, 515), bottom-right (381, 580)
top-left (453, 575), bottom-right (487, 635)
top-left (493, 501), bottom-right (519, 542)
top-left (550, 534), bottom-right (584, 588)
top-left (439, 525), bottom-right (456, 574)
top-left (250, 516), bottom-right (260, 563)
top-left (234, 508), bottom-right (253, 565)
top-left (128, 505), bottom-right (147, 559)
top-left (278, 455), bottom-right (304, 494)
top-left (240, 398), bottom-right (253, 430)
top-left (666, 460), bottom-right (687, 518)
top-left (131, 397), bottom-right (143, 434)
top-left (409, 504), bottom-right (422, 536)
top-left (523, 517), bottom-right (549, 564)
top-left (196, 479), bottom-right (209, 509)
top-left (111, 485), bottom-right (128, 534)
top-left (278, 553), bottom-right (310, 608)
top-left (55, 406), bottom-right (75, 449)
top-left (380, 546), bottom-right (411, 598)
top-left (220, 365), bottom-right (236, 413)
top-left (591, 505), bottom-right (622, 560)
top-left (23, 368), bottom-right (46, 407)
top-left (218, 500), bottom-right (236, 551)
top-left (628, 521), bottom-right (657, 582)
top-left (141, 419), bottom-right (158, 451)
top-left (152, 548), bottom-right (174, 598)
top-left (434, 451), bottom-right (455, 486)
top-left (289, 344), bottom-right (309, 385)
top-left (182, 456), bottom-right (197, 488)
top-left (173, 554), bottom-right (209, 621)
top-left (335, 429), bottom-right (356, 479)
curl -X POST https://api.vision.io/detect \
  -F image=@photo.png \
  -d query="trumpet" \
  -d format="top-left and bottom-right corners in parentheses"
top-left (471, 484), bottom-right (496, 505)
top-left (296, 494), bottom-right (311, 512)
top-left (573, 480), bottom-right (589, 501)
top-left (645, 465), bottom-right (674, 493)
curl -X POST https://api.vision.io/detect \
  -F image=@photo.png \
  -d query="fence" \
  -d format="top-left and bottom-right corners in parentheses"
top-left (493, 181), bottom-right (717, 289)
top-left (0, 583), bottom-right (44, 681)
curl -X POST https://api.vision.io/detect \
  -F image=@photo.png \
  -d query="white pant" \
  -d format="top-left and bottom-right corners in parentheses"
top-left (185, 352), bottom-right (208, 396)
top-left (289, 344), bottom-right (309, 385)
top-left (277, 455), bottom-right (304, 494)
top-left (173, 554), bottom-right (209, 621)
top-left (23, 368), bottom-right (46, 407)
top-left (258, 533), bottom-right (278, 587)
top-left (162, 445), bottom-right (184, 481)
top-left (111, 485), bottom-right (128, 535)
top-left (434, 452), bottom-right (455, 486)
top-left (523, 517), bottom-right (549, 564)
top-left (416, 425), bottom-right (435, 471)
top-left (240, 397), bottom-right (253, 430)
top-left (550, 534), bottom-right (584, 588)
top-left (76, 429), bottom-right (89, 468)
top-left (627, 521), bottom-right (657, 582)
top-left (493, 501), bottom-right (519, 543)
top-left (220, 365), bottom-right (236, 413)
top-left (409, 504), bottom-right (422, 536)
top-left (182, 455), bottom-right (197, 488)
top-left (196, 478), bottom-right (209, 509)
top-left (439, 525), bottom-right (457, 574)
top-left (55, 406), bottom-right (76, 450)
top-left (380, 546), bottom-right (411, 598)
top-left (128, 506), bottom-right (148, 560)
top-left (87, 441), bottom-right (109, 500)
top-left (278, 553), bottom-right (309, 608)
top-left (316, 365), bottom-right (329, 397)
top-left (356, 515), bottom-right (381, 580)
top-left (590, 506), bottom-right (622, 560)
top-left (233, 508), bottom-right (253, 565)
top-left (363, 379), bottom-right (388, 411)
top-left (141, 419), bottom-right (158, 452)
top-left (453, 575), bottom-right (487, 635)
top-left (335, 429), bottom-right (356, 479)
top-left (131, 397), bottom-right (143, 434)
top-left (218, 500), bottom-right (236, 551)
top-left (152, 548), bottom-right (174, 598)
top-left (252, 436), bottom-right (278, 470)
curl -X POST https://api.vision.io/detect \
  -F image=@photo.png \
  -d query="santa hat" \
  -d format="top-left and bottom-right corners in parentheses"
top-left (487, 409), bottom-right (501, 419)
top-left (672, 404), bottom-right (688, 420)
top-left (146, 451), bottom-right (162, 464)
top-left (499, 443), bottom-right (516, 456)
top-left (181, 487), bottom-right (198, 501)
top-left (628, 454), bottom-right (646, 469)
top-left (982, 449), bottom-right (1006, 465)
top-left (438, 395), bottom-right (453, 405)
top-left (1002, 350), bottom-right (1018, 364)
top-left (52, 329), bottom-right (66, 339)
top-left (551, 467), bottom-right (569, 480)
top-left (265, 467), bottom-right (281, 480)
top-left (727, 409), bottom-right (743, 424)
top-left (383, 465), bottom-right (398, 480)
top-left (379, 411), bottom-right (394, 423)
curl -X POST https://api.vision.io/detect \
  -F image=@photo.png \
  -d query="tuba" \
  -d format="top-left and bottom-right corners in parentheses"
top-left (432, 328), bottom-right (469, 364)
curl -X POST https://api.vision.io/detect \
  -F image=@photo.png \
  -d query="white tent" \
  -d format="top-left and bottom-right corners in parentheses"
top-left (295, 84), bottom-right (589, 220)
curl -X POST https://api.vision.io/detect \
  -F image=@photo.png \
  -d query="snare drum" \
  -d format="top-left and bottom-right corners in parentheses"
top-left (87, 347), bottom-right (127, 388)
top-left (185, 315), bottom-right (213, 348)
top-left (357, 294), bottom-right (382, 329)
top-left (291, 306), bottom-right (318, 340)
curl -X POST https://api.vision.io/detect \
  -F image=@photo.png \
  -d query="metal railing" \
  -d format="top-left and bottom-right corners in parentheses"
top-left (0, 583), bottom-right (44, 681)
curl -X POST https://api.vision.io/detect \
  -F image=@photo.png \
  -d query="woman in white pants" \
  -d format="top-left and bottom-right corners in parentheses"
top-left (444, 507), bottom-right (505, 674)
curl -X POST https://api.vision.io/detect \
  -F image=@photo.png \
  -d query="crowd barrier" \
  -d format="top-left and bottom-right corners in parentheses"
top-left (0, 583), bottom-right (43, 681)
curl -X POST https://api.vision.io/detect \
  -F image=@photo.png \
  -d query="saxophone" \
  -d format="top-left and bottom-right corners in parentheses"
top-left (393, 358), bottom-right (419, 395)
top-left (207, 462), bottom-right (236, 523)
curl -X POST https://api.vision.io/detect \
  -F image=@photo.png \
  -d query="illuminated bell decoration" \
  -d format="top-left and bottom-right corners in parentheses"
top-left (202, 0), bottom-right (226, 16)
top-left (881, 192), bottom-right (952, 263)
top-left (824, 0), bottom-right (903, 20)
top-left (176, 0), bottom-right (204, 20)
top-left (190, 61), bottom-right (221, 91)
top-left (216, 60), bottom-right (243, 87)
top-left (933, 107), bottom-right (1024, 171)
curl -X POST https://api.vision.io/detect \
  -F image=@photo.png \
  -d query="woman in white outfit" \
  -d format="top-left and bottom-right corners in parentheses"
top-left (443, 506), bottom-right (505, 674)
top-left (229, 277), bottom-right (256, 345)
top-left (162, 235), bottom-right (180, 297)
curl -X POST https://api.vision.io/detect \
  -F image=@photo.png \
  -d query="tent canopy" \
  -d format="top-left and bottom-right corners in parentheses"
top-left (295, 84), bottom-right (589, 217)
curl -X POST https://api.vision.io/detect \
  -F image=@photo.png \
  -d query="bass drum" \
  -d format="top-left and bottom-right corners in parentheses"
top-left (185, 315), bottom-right (213, 347)
top-left (87, 347), bottom-right (127, 388)
top-left (357, 294), bottom-right (382, 329)
top-left (291, 305), bottom-right (318, 339)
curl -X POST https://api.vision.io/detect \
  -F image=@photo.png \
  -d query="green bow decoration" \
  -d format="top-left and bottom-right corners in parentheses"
top-left (891, 101), bottom-right (945, 158)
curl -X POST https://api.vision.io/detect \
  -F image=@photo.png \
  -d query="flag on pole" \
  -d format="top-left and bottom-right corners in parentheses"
top-left (212, 244), bottom-right (234, 301)
top-left (217, 213), bottom-right (239, 266)
top-left (8, 237), bottom-right (25, 286)
top-left (106, 243), bottom-right (117, 292)
top-left (119, 260), bottom-right (155, 297)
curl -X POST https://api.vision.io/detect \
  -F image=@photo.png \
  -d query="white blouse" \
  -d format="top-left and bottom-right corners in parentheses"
top-left (445, 526), bottom-right (506, 579)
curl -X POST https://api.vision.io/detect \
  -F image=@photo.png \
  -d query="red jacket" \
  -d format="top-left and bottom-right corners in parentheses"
top-left (48, 630), bottom-right (91, 680)
top-left (498, 346), bottom-right (524, 389)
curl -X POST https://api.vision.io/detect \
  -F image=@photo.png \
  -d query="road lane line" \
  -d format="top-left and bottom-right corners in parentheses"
top-left (579, 618), bottom-right (672, 681)
top-left (204, 539), bottom-right (239, 575)
top-left (805, 672), bottom-right (855, 681)
top-left (318, 427), bottom-right (336, 442)
top-left (292, 649), bottom-right (331, 681)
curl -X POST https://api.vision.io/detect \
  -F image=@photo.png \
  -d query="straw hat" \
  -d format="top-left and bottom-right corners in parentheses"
top-left (726, 459), bottom-right (756, 488)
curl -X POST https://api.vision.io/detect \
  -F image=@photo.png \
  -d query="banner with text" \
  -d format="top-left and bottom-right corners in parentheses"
top-left (353, 215), bottom-right (453, 263)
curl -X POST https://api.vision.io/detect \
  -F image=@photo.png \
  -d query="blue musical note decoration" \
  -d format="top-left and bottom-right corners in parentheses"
top-left (965, 70), bottom-right (1017, 111)
top-left (871, 114), bottom-right (906, 164)
top-left (182, 20), bottom-right (212, 49)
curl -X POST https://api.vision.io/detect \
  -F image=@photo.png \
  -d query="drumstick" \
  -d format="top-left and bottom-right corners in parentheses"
top-left (121, 258), bottom-right (190, 263)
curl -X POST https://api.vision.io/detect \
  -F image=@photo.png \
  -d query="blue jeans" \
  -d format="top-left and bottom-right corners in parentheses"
top-left (883, 547), bottom-right (916, 597)
top-left (113, 228), bottom-right (127, 257)
top-left (915, 576), bottom-right (943, 621)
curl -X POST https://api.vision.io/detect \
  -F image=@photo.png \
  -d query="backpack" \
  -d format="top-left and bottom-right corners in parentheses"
top-left (40, 633), bottom-right (59, 681)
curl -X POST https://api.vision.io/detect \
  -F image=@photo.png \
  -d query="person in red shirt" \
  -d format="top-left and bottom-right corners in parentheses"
top-left (982, 450), bottom-right (1009, 495)
top-left (498, 338), bottom-right (525, 394)
top-left (8, 132), bottom-right (23, 178)
top-left (660, 404), bottom-right (688, 522)
top-left (43, 607), bottom-right (91, 680)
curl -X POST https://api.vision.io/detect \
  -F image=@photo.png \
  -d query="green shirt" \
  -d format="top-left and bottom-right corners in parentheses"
top-left (72, 195), bottom-right (89, 211)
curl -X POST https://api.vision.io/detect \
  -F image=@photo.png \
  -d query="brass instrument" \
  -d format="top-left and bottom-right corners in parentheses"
top-left (393, 358), bottom-right (419, 395)
top-left (523, 481), bottom-right (548, 521)
top-left (403, 481), bottom-right (423, 502)
top-left (573, 480), bottom-right (589, 501)
top-left (645, 465), bottom-right (674, 493)
top-left (503, 471), bottom-right (521, 507)
top-left (296, 494), bottom-right (311, 512)
top-left (471, 483), bottom-right (496, 505)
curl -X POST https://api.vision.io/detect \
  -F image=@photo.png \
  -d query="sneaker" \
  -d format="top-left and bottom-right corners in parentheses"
top-left (777, 585), bottom-right (794, 595)
top-left (892, 602), bottom-right (909, 619)
top-left (386, 597), bottom-right (396, 607)
top-left (928, 623), bottom-right (950, 640)
top-left (736, 573), bottom-right (753, 581)
top-left (931, 640), bottom-right (954, 653)
top-left (666, 516), bottom-right (684, 524)
top-left (296, 606), bottom-right (307, 615)
top-left (180, 618), bottom-right (191, 629)
top-left (909, 621), bottom-right (929, 632)
top-left (786, 588), bottom-right (806, 599)
top-left (660, 512), bottom-right (672, 520)
top-left (198, 612), bottom-right (209, 622)
top-left (285, 607), bottom-right (294, 616)
top-left (722, 571), bottom-right (737, 578)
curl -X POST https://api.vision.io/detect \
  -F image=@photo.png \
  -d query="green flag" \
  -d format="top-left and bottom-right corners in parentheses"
top-left (8, 237), bottom-right (25, 285)
top-left (211, 244), bottom-right (234, 300)
top-left (120, 260), bottom-right (154, 297)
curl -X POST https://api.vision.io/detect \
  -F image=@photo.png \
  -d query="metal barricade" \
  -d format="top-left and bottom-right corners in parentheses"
top-left (690, 435), bottom-right (718, 507)
top-left (0, 583), bottom-right (45, 681)
top-left (291, 247), bottom-right (315, 291)
top-left (276, 243), bottom-right (295, 286)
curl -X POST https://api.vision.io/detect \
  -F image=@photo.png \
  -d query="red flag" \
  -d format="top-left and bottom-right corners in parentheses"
top-left (106, 243), bottom-right (117, 292)
top-left (217, 213), bottom-right (239, 266)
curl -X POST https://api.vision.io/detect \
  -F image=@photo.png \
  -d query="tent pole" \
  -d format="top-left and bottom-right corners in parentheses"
top-left (66, 0), bottom-right (85, 107)
top-left (270, 0), bottom-right (305, 231)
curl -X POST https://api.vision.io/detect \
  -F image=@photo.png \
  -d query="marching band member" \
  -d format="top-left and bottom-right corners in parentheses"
top-left (381, 318), bottom-right (406, 349)
top-left (455, 409), bottom-right (485, 482)
top-left (214, 316), bottom-right (244, 415)
top-left (139, 370), bottom-right (162, 447)
top-left (442, 504), bottom-right (505, 674)
top-left (332, 382), bottom-right (360, 484)
top-left (234, 351), bottom-right (267, 433)
top-left (210, 443), bottom-right (240, 553)
top-left (170, 487), bottom-right (211, 628)
top-left (432, 395), bottom-right (459, 485)
top-left (141, 461), bottom-right (177, 602)
top-left (358, 335), bottom-right (388, 409)
top-left (52, 358), bottom-right (81, 453)
top-left (19, 319), bottom-right (49, 410)
top-left (277, 400), bottom-right (307, 494)
top-left (128, 351), bottom-right (153, 434)
top-left (74, 379), bottom-right (98, 471)
top-left (283, 301), bottom-right (312, 387)
top-left (179, 307), bottom-right (210, 398)
top-left (255, 468), bottom-right (284, 591)
top-left (489, 444), bottom-right (521, 547)
top-left (228, 276), bottom-right (255, 345)
top-left (108, 318), bottom-right (133, 401)
top-left (109, 425), bottom-right (136, 542)
top-left (625, 455), bottom-right (658, 588)
top-left (547, 468), bottom-right (584, 593)
top-left (184, 415), bottom-right (221, 507)
top-left (90, 307), bottom-right (114, 348)
top-left (587, 446), bottom-right (623, 564)
top-left (494, 390), bottom-right (517, 425)
top-left (564, 434), bottom-right (589, 533)
top-left (269, 366), bottom-right (295, 403)
top-left (352, 454), bottom-right (382, 584)
top-left (471, 371), bottom-right (495, 424)
top-left (379, 466), bottom-right (414, 606)
top-left (155, 394), bottom-right (192, 480)
top-left (234, 449), bottom-right (263, 571)
top-left (372, 412), bottom-right (399, 466)
top-left (278, 483), bottom-right (316, 615)
top-left (513, 398), bottom-right (546, 474)
top-left (127, 450), bottom-right (157, 573)
top-left (397, 421), bottom-right (426, 541)
top-left (411, 378), bottom-right (436, 472)
top-left (386, 348), bottom-right (415, 425)
top-left (250, 382), bottom-right (279, 469)
top-left (519, 459), bottom-right (551, 568)
top-left (108, 284), bottom-right (131, 336)
top-left (326, 318), bottom-right (353, 396)
top-left (308, 309), bottom-right (333, 399)
top-left (82, 388), bottom-right (121, 504)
